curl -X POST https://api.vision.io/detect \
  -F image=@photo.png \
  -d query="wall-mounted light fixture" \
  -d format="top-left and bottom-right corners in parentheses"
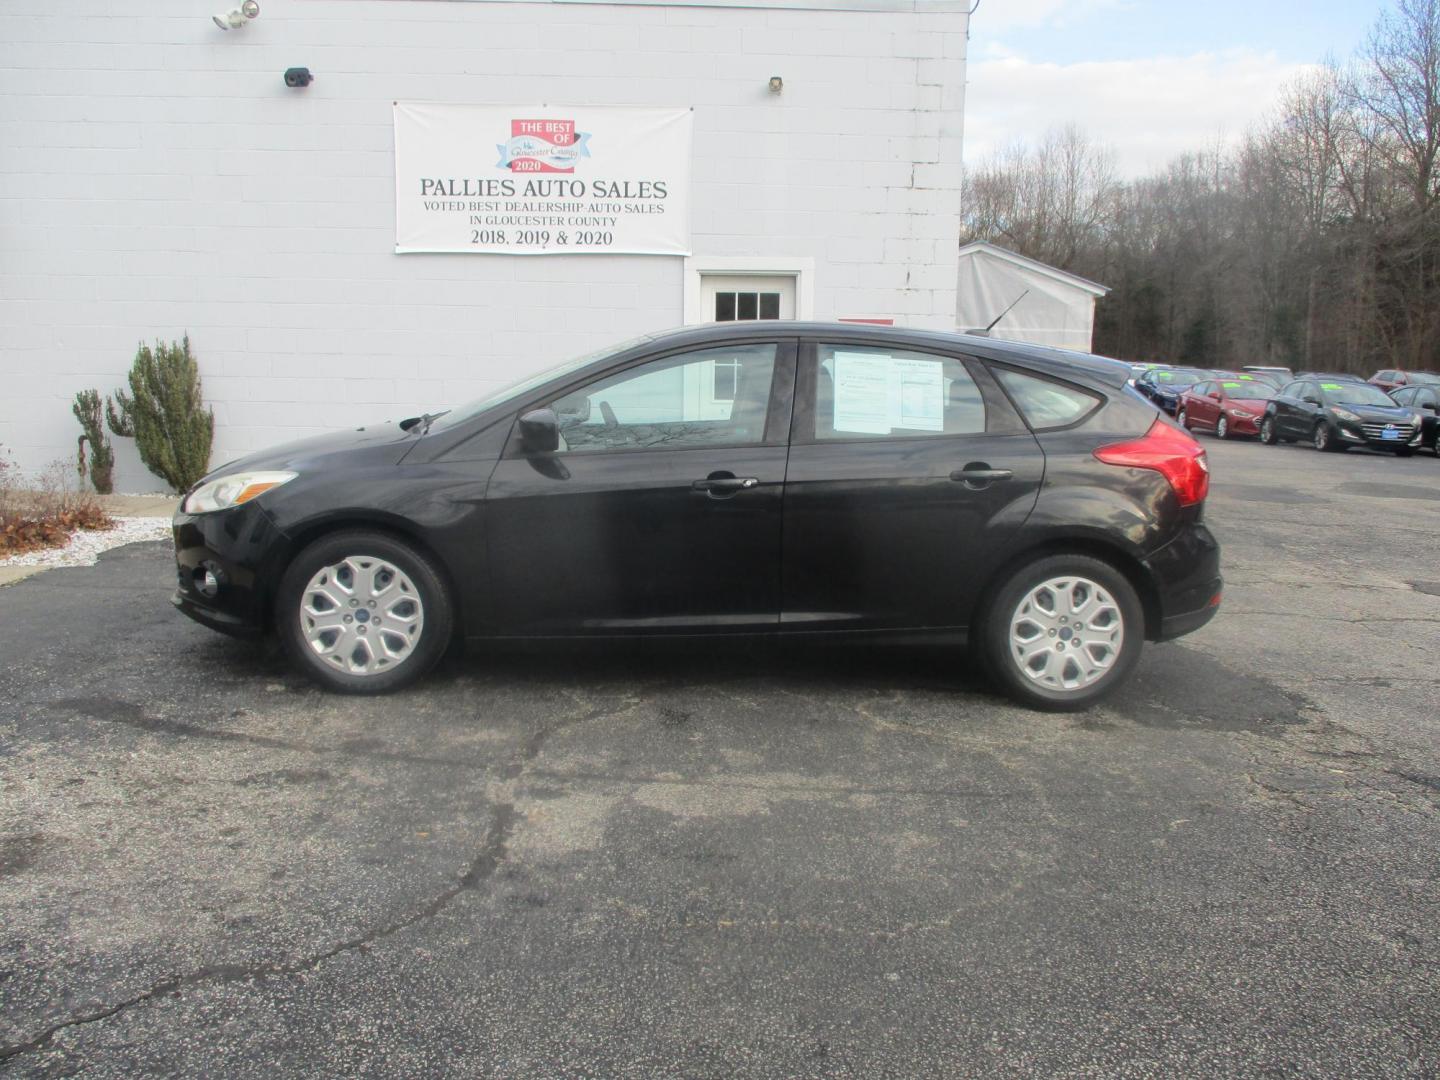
top-left (768, 75), bottom-right (783, 94)
top-left (213, 0), bottom-right (259, 30)
top-left (284, 67), bottom-right (313, 88)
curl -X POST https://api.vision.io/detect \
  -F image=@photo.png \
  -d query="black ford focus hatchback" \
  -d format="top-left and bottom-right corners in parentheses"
top-left (173, 323), bottom-right (1221, 710)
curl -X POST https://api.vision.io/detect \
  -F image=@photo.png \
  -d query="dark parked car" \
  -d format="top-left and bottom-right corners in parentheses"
top-left (1177, 377), bottom-right (1274, 439)
top-left (1369, 369), bottom-right (1440, 392)
top-left (172, 323), bottom-right (1221, 711)
top-left (1133, 367), bottom-right (1214, 415)
top-left (1389, 384), bottom-right (1440, 454)
top-left (1260, 377), bottom-right (1424, 454)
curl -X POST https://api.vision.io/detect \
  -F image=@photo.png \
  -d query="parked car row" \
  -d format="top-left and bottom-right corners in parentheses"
top-left (1136, 363), bottom-right (1440, 457)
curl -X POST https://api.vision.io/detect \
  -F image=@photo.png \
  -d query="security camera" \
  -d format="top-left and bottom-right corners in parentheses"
top-left (212, 2), bottom-right (258, 29)
top-left (283, 67), bottom-right (313, 88)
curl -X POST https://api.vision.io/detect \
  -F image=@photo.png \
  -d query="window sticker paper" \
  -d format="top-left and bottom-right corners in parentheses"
top-left (889, 358), bottom-right (945, 432)
top-left (832, 353), bottom-right (893, 434)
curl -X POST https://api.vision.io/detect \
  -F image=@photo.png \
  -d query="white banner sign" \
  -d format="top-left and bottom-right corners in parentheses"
top-left (393, 103), bottom-right (692, 256)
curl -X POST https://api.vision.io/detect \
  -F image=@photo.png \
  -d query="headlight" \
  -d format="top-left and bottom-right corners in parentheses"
top-left (1229, 409), bottom-right (1255, 420)
top-left (183, 470), bottom-right (297, 514)
top-left (1331, 407), bottom-right (1361, 423)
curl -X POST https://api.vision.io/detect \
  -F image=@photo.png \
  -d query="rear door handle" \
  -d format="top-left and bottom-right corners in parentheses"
top-left (950, 466), bottom-right (1013, 488)
top-left (692, 475), bottom-right (759, 497)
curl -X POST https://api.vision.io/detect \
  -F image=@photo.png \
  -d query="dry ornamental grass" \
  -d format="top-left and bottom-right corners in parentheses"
top-left (0, 449), bottom-right (116, 556)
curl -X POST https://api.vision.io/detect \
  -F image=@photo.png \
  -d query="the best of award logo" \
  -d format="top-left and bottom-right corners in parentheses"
top-left (496, 119), bottom-right (592, 173)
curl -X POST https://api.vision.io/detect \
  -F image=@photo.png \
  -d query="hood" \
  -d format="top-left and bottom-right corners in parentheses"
top-left (1227, 397), bottom-right (1271, 412)
top-left (201, 419), bottom-right (419, 482)
top-left (1343, 402), bottom-right (1417, 421)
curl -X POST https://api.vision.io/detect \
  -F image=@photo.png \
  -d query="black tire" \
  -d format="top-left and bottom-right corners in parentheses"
top-left (978, 554), bottom-right (1146, 712)
top-left (1177, 407), bottom-right (1189, 430)
top-left (276, 530), bottom-right (454, 694)
top-left (1216, 414), bottom-right (1231, 440)
top-left (1260, 415), bottom-right (1279, 445)
top-left (1313, 422), bottom-right (1345, 452)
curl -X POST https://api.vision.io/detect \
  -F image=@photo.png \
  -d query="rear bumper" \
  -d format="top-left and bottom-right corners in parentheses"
top-left (1141, 517), bottom-right (1222, 642)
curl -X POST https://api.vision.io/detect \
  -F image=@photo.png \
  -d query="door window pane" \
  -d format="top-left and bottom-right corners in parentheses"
top-left (759, 293), bottom-right (780, 320)
top-left (737, 292), bottom-right (758, 320)
top-left (993, 368), bottom-right (1101, 429)
top-left (549, 344), bottom-right (778, 454)
top-left (814, 345), bottom-right (985, 440)
top-left (715, 293), bottom-right (737, 322)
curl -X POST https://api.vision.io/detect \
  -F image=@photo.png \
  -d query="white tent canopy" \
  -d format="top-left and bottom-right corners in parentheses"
top-left (956, 241), bottom-right (1110, 352)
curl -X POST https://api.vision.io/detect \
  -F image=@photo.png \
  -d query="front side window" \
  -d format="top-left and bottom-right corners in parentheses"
top-left (993, 368), bottom-right (1101, 430)
top-left (548, 344), bottom-right (777, 454)
top-left (813, 345), bottom-right (985, 440)
top-left (1392, 387), bottom-right (1415, 405)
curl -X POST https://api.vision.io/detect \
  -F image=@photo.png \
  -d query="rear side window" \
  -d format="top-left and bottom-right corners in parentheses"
top-left (993, 368), bottom-right (1101, 430)
top-left (813, 345), bottom-right (986, 440)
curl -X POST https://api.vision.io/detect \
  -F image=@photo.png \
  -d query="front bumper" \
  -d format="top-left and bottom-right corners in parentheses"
top-left (1225, 413), bottom-right (1261, 436)
top-left (1337, 422), bottom-right (1423, 449)
top-left (172, 501), bottom-right (293, 636)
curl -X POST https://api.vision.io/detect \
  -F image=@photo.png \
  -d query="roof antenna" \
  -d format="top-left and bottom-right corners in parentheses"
top-left (965, 289), bottom-right (1029, 337)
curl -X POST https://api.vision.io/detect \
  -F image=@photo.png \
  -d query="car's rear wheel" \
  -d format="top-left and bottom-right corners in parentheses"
top-left (1216, 414), bottom-right (1230, 440)
top-left (277, 530), bottom-right (453, 694)
top-left (1177, 407), bottom-right (1189, 429)
top-left (1260, 416), bottom-right (1279, 445)
top-left (980, 555), bottom-right (1144, 711)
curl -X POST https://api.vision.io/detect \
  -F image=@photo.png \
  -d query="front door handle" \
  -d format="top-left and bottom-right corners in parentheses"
top-left (950, 465), bottom-right (1013, 489)
top-left (692, 474), bottom-right (760, 498)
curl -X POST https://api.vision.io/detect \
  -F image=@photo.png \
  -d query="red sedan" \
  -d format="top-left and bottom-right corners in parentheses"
top-left (1178, 376), bottom-right (1273, 439)
top-left (1369, 369), bottom-right (1440, 392)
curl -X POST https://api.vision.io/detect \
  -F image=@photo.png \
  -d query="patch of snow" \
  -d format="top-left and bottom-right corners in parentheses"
top-left (0, 517), bottom-right (172, 569)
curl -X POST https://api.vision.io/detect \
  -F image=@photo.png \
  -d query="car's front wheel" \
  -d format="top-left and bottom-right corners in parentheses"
top-left (1260, 415), bottom-right (1279, 445)
top-left (1313, 422), bottom-right (1344, 452)
top-left (1216, 415), bottom-right (1231, 440)
top-left (277, 530), bottom-right (453, 693)
top-left (979, 555), bottom-right (1145, 711)
top-left (1177, 407), bottom-right (1189, 429)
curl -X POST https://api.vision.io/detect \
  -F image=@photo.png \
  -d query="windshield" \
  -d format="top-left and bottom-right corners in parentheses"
top-left (1319, 382), bottom-right (1399, 407)
top-left (1218, 380), bottom-right (1271, 398)
top-left (1150, 368), bottom-right (1210, 387)
top-left (427, 333), bottom-right (657, 432)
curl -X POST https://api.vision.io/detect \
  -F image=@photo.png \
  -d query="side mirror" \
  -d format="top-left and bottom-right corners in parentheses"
top-left (555, 395), bottom-right (591, 426)
top-left (517, 408), bottom-right (560, 454)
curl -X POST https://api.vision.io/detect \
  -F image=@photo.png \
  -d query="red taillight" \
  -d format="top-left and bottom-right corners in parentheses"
top-left (1094, 418), bottom-right (1210, 507)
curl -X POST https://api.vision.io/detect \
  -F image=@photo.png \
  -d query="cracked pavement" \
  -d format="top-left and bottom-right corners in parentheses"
top-left (1, 438), bottom-right (1438, 1077)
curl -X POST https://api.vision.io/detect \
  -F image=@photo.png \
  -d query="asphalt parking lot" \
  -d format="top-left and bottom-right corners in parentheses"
top-left (2, 437), bottom-right (1439, 1077)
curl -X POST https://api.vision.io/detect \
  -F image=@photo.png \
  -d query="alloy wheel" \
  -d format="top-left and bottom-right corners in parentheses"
top-left (1008, 576), bottom-right (1125, 693)
top-left (298, 555), bottom-right (426, 675)
top-left (1217, 415), bottom-right (1229, 439)
top-left (1314, 423), bottom-right (1330, 451)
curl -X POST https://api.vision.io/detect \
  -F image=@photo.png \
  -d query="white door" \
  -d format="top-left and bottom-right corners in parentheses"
top-left (690, 274), bottom-right (797, 418)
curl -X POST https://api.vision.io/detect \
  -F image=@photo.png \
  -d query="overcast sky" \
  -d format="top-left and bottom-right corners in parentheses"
top-left (964, 0), bottom-right (1391, 176)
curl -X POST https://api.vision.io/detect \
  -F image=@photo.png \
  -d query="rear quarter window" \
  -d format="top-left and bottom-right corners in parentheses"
top-left (993, 368), bottom-right (1102, 430)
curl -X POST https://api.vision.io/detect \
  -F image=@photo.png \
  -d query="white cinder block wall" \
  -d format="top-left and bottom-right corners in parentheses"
top-left (0, 0), bottom-right (968, 492)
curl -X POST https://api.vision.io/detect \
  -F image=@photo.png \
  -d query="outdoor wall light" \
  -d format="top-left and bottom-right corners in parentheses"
top-left (284, 67), bottom-right (314, 88)
top-left (213, 1), bottom-right (259, 30)
top-left (768, 75), bottom-right (783, 94)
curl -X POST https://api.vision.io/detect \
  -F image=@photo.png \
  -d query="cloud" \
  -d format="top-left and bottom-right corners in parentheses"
top-left (965, 47), bottom-right (1321, 176)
